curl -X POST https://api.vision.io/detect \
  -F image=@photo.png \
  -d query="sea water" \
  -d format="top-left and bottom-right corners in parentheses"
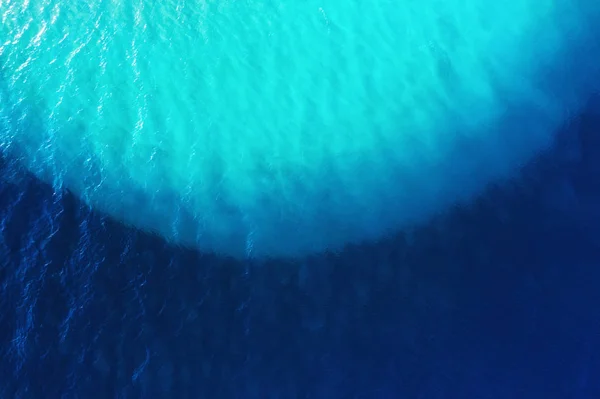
top-left (1, 0), bottom-right (599, 258)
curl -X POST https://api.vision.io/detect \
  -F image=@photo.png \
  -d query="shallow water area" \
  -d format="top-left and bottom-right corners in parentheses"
top-left (0, 0), bottom-right (599, 258)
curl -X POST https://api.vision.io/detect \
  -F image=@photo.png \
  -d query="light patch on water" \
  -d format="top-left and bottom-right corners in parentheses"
top-left (0, 0), bottom-right (599, 258)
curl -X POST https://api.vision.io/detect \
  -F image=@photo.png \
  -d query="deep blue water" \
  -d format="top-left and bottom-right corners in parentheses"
top-left (1, 95), bottom-right (600, 397)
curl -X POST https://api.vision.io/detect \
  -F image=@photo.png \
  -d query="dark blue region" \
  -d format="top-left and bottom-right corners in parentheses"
top-left (0, 94), bottom-right (600, 399)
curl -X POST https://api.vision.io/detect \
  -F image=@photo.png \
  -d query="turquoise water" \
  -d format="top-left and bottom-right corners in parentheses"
top-left (0, 0), bottom-right (599, 258)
